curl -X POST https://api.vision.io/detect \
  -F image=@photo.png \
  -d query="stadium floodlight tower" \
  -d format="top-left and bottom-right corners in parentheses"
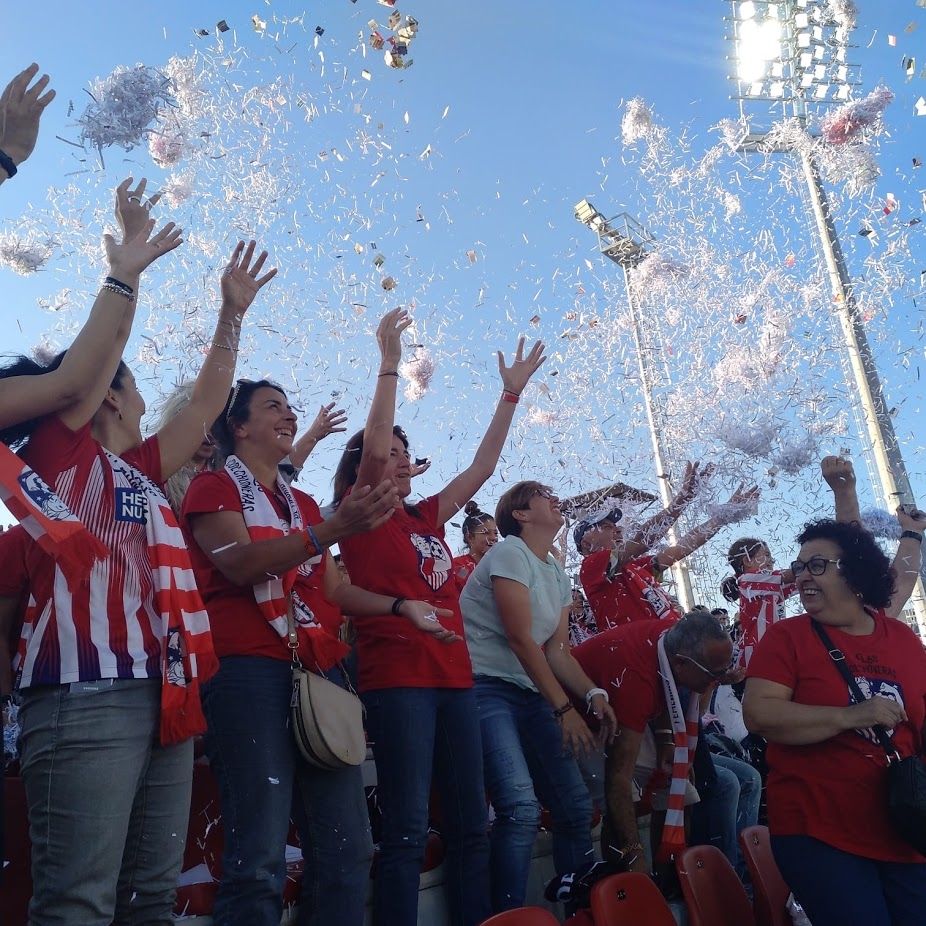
top-left (574, 201), bottom-right (695, 611)
top-left (727, 0), bottom-right (926, 629)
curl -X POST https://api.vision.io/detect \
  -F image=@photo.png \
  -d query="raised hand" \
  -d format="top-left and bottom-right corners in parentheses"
top-left (0, 64), bottom-right (55, 170)
top-left (897, 506), bottom-right (926, 533)
top-left (410, 459), bottom-right (431, 478)
top-left (720, 483), bottom-right (761, 525)
top-left (329, 480), bottom-right (399, 538)
top-left (397, 600), bottom-right (462, 644)
top-left (376, 307), bottom-right (413, 369)
top-left (103, 182), bottom-right (183, 279)
top-left (306, 402), bottom-right (348, 444)
top-left (114, 177), bottom-right (162, 242)
top-left (821, 455), bottom-right (856, 492)
top-left (220, 241), bottom-right (278, 316)
top-left (497, 338), bottom-right (546, 396)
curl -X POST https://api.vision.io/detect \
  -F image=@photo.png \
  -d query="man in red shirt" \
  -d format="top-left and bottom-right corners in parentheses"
top-left (576, 466), bottom-right (758, 630)
top-left (573, 613), bottom-right (734, 874)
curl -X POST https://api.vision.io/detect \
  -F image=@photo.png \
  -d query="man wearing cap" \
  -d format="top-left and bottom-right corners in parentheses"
top-left (576, 464), bottom-right (758, 631)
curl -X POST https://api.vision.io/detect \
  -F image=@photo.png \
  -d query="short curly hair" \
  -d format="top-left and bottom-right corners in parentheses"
top-left (796, 519), bottom-right (896, 610)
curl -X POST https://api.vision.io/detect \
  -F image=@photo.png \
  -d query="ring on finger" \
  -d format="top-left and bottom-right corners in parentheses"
top-left (127, 195), bottom-right (141, 204)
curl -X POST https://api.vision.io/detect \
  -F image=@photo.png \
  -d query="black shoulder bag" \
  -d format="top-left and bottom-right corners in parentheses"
top-left (811, 619), bottom-right (926, 858)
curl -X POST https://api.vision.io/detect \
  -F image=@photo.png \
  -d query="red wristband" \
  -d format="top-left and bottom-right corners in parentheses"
top-left (501, 390), bottom-right (520, 404)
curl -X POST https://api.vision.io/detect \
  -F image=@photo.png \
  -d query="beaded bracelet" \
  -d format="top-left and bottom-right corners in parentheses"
top-left (552, 701), bottom-right (573, 719)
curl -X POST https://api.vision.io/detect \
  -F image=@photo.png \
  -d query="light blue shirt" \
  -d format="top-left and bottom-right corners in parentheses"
top-left (460, 535), bottom-right (572, 691)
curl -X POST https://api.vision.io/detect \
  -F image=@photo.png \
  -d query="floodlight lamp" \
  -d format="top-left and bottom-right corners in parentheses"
top-left (836, 84), bottom-right (849, 100)
top-left (813, 85), bottom-right (828, 100)
top-left (739, 1), bottom-right (756, 20)
top-left (836, 65), bottom-right (848, 81)
top-left (574, 200), bottom-right (601, 227)
top-left (770, 81), bottom-right (785, 98)
top-left (813, 64), bottom-right (825, 80)
top-left (794, 12), bottom-right (809, 28)
top-left (800, 71), bottom-right (813, 88)
top-left (800, 52), bottom-right (813, 68)
top-left (771, 61), bottom-right (784, 78)
top-left (797, 32), bottom-right (811, 48)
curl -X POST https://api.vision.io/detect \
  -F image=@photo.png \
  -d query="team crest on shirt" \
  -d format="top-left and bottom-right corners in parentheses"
top-left (850, 675), bottom-right (904, 744)
top-left (409, 532), bottom-right (452, 591)
top-left (292, 591), bottom-right (323, 630)
top-left (115, 487), bottom-right (147, 524)
top-left (18, 470), bottom-right (71, 521)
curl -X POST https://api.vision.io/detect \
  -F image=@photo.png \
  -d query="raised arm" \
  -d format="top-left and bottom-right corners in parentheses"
top-left (0, 63), bottom-right (55, 188)
top-left (436, 338), bottom-right (546, 526)
top-left (654, 483), bottom-right (759, 570)
top-left (611, 461), bottom-right (707, 570)
top-left (821, 455), bottom-right (861, 524)
top-left (156, 241), bottom-right (276, 479)
top-left (287, 402), bottom-right (348, 472)
top-left (52, 180), bottom-right (183, 432)
top-left (886, 506), bottom-right (925, 619)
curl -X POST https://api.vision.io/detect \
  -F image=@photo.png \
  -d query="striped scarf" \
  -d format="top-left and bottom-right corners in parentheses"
top-left (104, 451), bottom-right (217, 744)
top-left (0, 441), bottom-right (109, 589)
top-left (224, 454), bottom-right (303, 637)
top-left (655, 631), bottom-right (700, 863)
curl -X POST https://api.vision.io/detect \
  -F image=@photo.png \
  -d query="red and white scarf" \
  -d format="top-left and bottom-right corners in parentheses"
top-left (224, 455), bottom-right (348, 669)
top-left (104, 451), bottom-right (217, 744)
top-left (0, 441), bottom-right (109, 589)
top-left (655, 630), bottom-right (700, 863)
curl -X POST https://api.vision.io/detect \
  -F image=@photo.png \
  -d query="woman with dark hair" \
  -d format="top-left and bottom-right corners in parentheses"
top-left (744, 518), bottom-right (926, 925)
top-left (452, 500), bottom-right (498, 589)
top-left (459, 480), bottom-right (616, 912)
top-left (331, 307), bottom-right (546, 926)
top-left (11, 190), bottom-right (277, 924)
top-left (181, 378), bottom-right (441, 926)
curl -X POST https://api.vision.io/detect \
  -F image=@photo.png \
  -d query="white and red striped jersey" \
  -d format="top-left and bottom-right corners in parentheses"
top-left (18, 416), bottom-right (163, 688)
top-left (735, 570), bottom-right (796, 669)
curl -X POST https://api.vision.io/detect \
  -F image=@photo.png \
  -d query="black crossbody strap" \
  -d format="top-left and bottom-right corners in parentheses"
top-left (810, 619), bottom-right (897, 760)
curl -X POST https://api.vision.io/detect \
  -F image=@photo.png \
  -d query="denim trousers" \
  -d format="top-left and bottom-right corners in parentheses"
top-left (772, 834), bottom-right (926, 926)
top-left (20, 678), bottom-right (193, 926)
top-left (690, 752), bottom-right (761, 880)
top-left (475, 676), bottom-right (594, 912)
top-left (362, 685), bottom-right (491, 926)
top-left (202, 655), bottom-right (373, 926)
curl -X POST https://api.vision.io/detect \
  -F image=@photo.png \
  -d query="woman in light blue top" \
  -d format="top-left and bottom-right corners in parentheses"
top-left (459, 480), bottom-right (617, 913)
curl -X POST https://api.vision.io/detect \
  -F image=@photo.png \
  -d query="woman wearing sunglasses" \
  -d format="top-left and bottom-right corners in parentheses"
top-left (331, 308), bottom-right (546, 926)
top-left (459, 480), bottom-right (617, 912)
top-left (452, 501), bottom-right (499, 589)
top-left (744, 517), bottom-right (926, 925)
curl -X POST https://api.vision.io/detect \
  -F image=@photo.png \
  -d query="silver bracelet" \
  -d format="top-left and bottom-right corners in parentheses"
top-left (100, 281), bottom-right (136, 302)
top-left (585, 687), bottom-right (609, 708)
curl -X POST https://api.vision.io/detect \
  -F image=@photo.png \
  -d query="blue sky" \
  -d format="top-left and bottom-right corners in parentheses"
top-left (1, 1), bottom-right (924, 599)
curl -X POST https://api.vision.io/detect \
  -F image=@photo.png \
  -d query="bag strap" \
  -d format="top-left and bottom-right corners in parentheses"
top-left (810, 619), bottom-right (897, 761)
top-left (286, 594), bottom-right (360, 698)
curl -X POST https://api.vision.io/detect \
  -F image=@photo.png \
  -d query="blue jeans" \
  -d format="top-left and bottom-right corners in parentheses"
top-left (20, 678), bottom-right (192, 926)
top-left (362, 685), bottom-right (491, 926)
top-left (690, 752), bottom-right (761, 880)
top-left (771, 834), bottom-right (926, 926)
top-left (475, 676), bottom-right (594, 912)
top-left (203, 656), bottom-right (373, 926)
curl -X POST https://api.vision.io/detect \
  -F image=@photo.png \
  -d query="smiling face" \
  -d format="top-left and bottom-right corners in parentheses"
top-left (580, 518), bottom-right (621, 554)
top-left (671, 637), bottom-right (735, 694)
top-left (233, 386), bottom-right (298, 459)
top-left (742, 542), bottom-right (773, 573)
top-left (465, 516), bottom-right (499, 559)
top-left (521, 486), bottom-right (564, 533)
top-left (792, 537), bottom-right (860, 622)
top-left (382, 433), bottom-right (412, 501)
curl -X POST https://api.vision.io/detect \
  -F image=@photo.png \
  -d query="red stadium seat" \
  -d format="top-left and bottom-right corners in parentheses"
top-left (479, 906), bottom-right (561, 925)
top-left (590, 872), bottom-right (677, 926)
top-left (1, 776), bottom-right (33, 926)
top-left (676, 844), bottom-right (756, 926)
top-left (739, 826), bottom-right (791, 926)
top-left (173, 762), bottom-right (223, 917)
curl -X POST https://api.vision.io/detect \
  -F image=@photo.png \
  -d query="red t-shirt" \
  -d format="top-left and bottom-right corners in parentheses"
top-left (0, 526), bottom-right (30, 664)
top-left (181, 471), bottom-right (343, 666)
top-left (748, 612), bottom-right (926, 862)
top-left (19, 416), bottom-right (163, 687)
top-left (580, 550), bottom-right (680, 630)
top-left (338, 494), bottom-right (473, 691)
top-left (735, 570), bottom-right (796, 669)
top-left (573, 621), bottom-right (668, 733)
top-left (452, 553), bottom-right (478, 592)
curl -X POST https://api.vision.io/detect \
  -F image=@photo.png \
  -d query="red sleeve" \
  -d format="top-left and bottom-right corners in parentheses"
top-left (746, 618), bottom-right (801, 688)
top-left (0, 526), bottom-right (30, 597)
top-left (123, 433), bottom-right (163, 486)
top-left (181, 471), bottom-right (243, 522)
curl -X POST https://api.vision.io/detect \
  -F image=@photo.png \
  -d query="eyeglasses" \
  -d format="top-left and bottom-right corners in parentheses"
top-left (790, 556), bottom-right (841, 577)
top-left (533, 487), bottom-right (557, 501)
top-left (678, 653), bottom-right (735, 681)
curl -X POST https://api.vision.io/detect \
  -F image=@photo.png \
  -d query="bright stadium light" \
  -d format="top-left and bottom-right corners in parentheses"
top-left (726, 0), bottom-right (926, 629)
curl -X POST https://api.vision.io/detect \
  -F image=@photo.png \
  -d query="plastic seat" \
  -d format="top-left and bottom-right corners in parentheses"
top-left (173, 761), bottom-right (223, 917)
top-left (479, 907), bottom-right (561, 925)
top-left (0, 776), bottom-right (33, 926)
top-left (676, 844), bottom-right (756, 926)
top-left (590, 872), bottom-right (677, 926)
top-left (739, 825), bottom-right (791, 926)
